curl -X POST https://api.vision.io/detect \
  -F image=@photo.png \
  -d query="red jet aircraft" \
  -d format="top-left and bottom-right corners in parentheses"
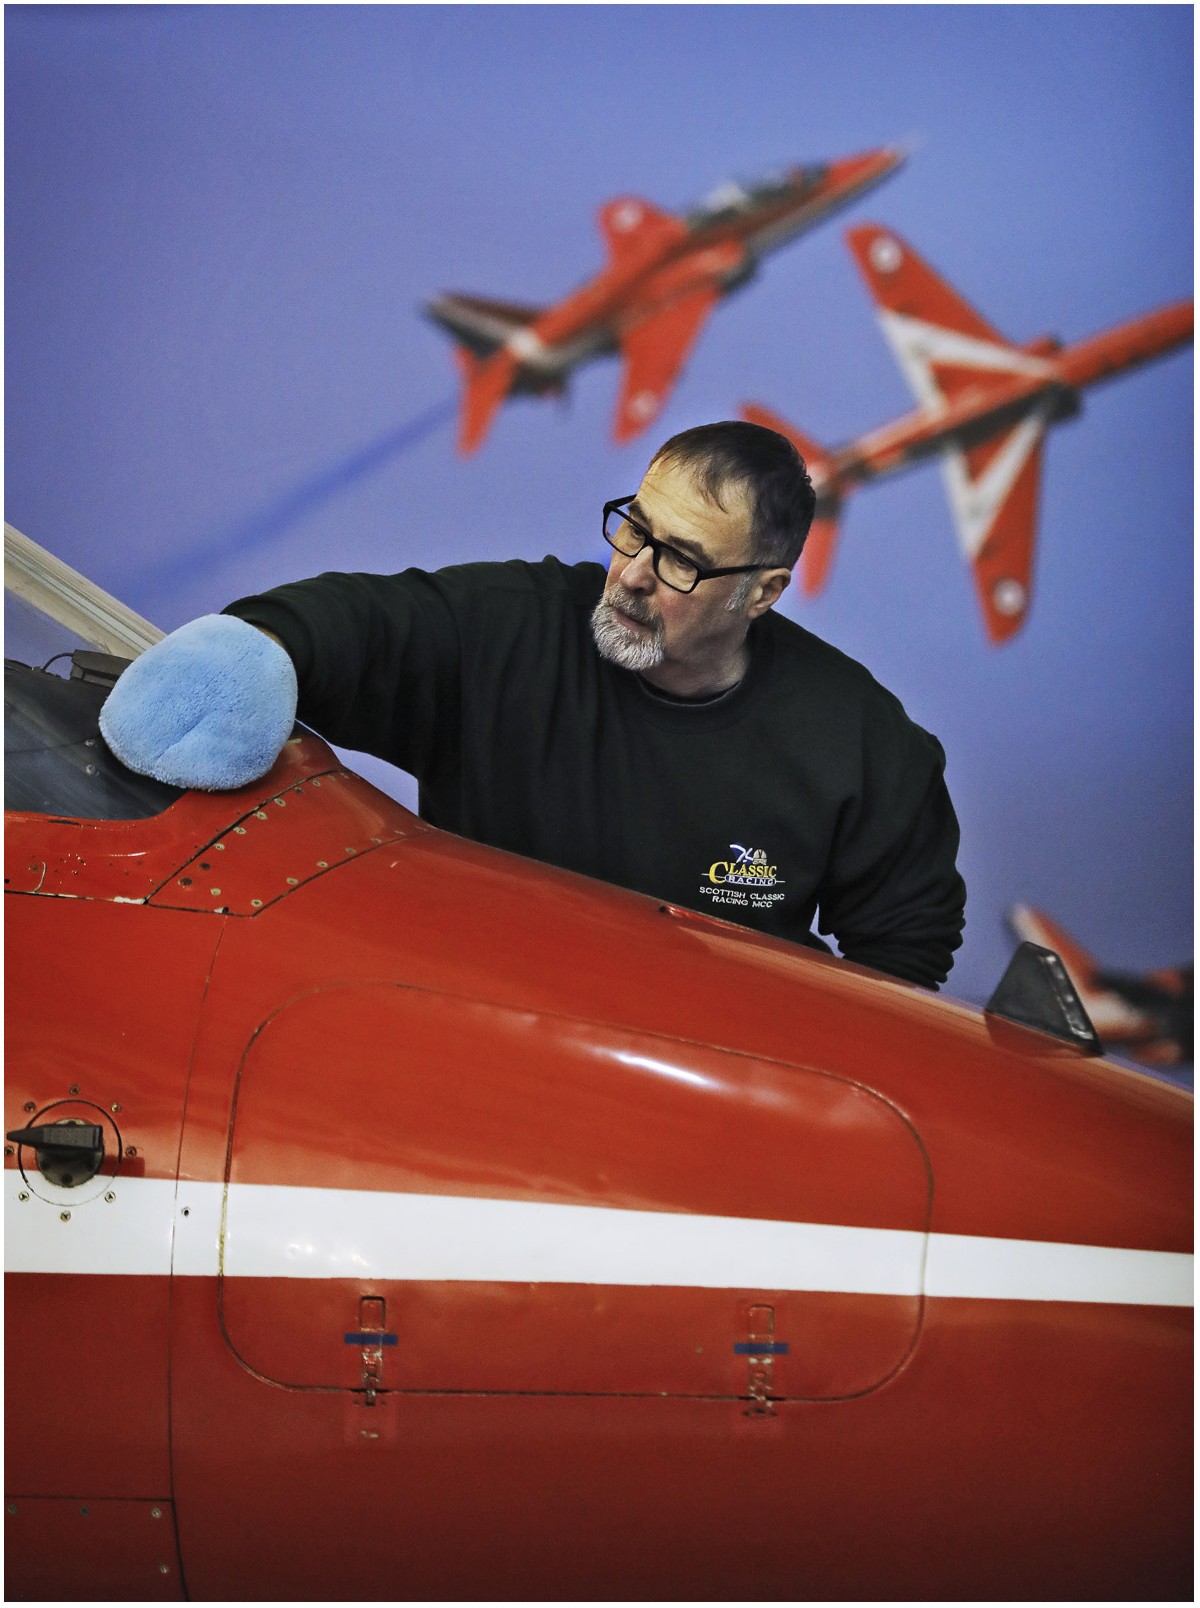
top-left (426, 148), bottom-right (904, 455)
top-left (743, 224), bottom-right (1193, 643)
top-left (3, 541), bottom-right (1192, 1601)
top-left (1009, 904), bottom-right (1192, 1071)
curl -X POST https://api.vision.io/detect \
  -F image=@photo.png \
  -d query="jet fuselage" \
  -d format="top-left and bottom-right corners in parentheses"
top-left (4, 681), bottom-right (1192, 1601)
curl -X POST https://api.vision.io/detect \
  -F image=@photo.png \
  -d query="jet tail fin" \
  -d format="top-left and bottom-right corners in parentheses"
top-left (455, 347), bottom-right (518, 456)
top-left (845, 223), bottom-right (1007, 351)
top-left (1009, 904), bottom-right (1098, 987)
top-left (740, 403), bottom-right (843, 595)
top-left (426, 293), bottom-right (544, 358)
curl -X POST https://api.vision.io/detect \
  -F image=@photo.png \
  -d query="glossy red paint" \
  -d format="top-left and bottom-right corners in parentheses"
top-left (4, 1498), bottom-right (183, 1602)
top-left (6, 897), bottom-right (220, 1500)
top-left (166, 1281), bottom-right (1189, 1602)
top-left (5, 731), bottom-right (1192, 1599)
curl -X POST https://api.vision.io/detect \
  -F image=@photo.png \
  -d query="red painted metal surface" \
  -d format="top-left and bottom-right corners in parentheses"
top-left (4, 1498), bottom-right (183, 1601)
top-left (166, 1280), bottom-right (1190, 1602)
top-left (5, 730), bottom-right (1192, 1600)
top-left (6, 899), bottom-right (220, 1499)
top-left (218, 980), bottom-right (929, 1396)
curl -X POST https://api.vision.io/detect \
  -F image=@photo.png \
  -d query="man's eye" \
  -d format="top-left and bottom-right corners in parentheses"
top-left (660, 549), bottom-right (698, 582)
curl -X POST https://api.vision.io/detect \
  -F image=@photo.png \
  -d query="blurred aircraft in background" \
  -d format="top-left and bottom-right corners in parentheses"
top-left (1009, 903), bottom-right (1192, 1070)
top-left (743, 224), bottom-right (1193, 644)
top-left (426, 148), bottom-right (905, 455)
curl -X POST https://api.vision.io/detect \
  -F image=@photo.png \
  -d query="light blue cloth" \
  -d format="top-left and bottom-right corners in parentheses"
top-left (99, 614), bottom-right (299, 790)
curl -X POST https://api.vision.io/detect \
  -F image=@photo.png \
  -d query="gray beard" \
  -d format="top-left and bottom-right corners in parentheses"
top-left (590, 588), bottom-right (666, 672)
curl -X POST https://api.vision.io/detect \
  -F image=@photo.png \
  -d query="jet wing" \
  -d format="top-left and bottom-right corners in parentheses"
top-left (456, 346), bottom-right (519, 456)
top-left (846, 223), bottom-right (1055, 413)
top-left (939, 401), bottom-right (1053, 643)
top-left (598, 196), bottom-right (689, 264)
top-left (612, 286), bottom-right (720, 443)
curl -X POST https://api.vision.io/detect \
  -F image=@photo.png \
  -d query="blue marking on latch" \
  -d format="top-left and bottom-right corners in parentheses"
top-left (344, 1332), bottom-right (398, 1345)
top-left (734, 1341), bottom-right (789, 1354)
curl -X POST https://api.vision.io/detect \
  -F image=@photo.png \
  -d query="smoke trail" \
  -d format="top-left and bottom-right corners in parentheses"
top-left (145, 396), bottom-right (456, 597)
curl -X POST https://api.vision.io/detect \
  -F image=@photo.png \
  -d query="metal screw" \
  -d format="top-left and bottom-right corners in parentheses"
top-left (159, 1565), bottom-right (170, 1575)
top-left (111, 1102), bottom-right (122, 1113)
top-left (209, 888), bottom-right (221, 896)
top-left (286, 877), bottom-right (299, 886)
top-left (274, 797), bottom-right (286, 808)
top-left (80, 1506), bottom-right (89, 1516)
top-left (7, 1502), bottom-right (15, 1514)
top-left (215, 842), bottom-right (225, 851)
top-left (234, 825), bottom-right (247, 835)
top-left (255, 810), bottom-right (268, 820)
top-left (316, 860), bottom-right (328, 869)
top-left (178, 876), bottom-right (193, 887)
top-left (150, 1507), bottom-right (162, 1520)
top-left (312, 778), bottom-right (321, 787)
top-left (104, 1192), bottom-right (116, 1203)
top-left (85, 763), bottom-right (96, 776)
top-left (198, 861), bottom-right (211, 871)
top-left (345, 846), bottom-right (357, 854)
top-left (60, 1211), bottom-right (71, 1222)
top-left (17, 1192), bottom-right (28, 1203)
top-left (127, 1146), bottom-right (138, 1158)
top-left (4, 1145), bottom-right (13, 1157)
top-left (250, 899), bottom-right (263, 909)
top-left (181, 1207), bottom-right (190, 1217)
top-left (23, 1101), bottom-right (35, 1113)
top-left (69, 1084), bottom-right (80, 1096)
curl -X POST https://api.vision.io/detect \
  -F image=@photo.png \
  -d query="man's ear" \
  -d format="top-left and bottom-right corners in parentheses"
top-left (746, 567), bottom-right (791, 618)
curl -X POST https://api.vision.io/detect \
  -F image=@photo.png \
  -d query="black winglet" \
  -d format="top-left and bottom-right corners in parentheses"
top-left (985, 941), bottom-right (1103, 1054)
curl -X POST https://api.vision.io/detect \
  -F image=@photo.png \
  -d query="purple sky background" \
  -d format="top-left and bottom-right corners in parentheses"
top-left (5, 4), bottom-right (1192, 1028)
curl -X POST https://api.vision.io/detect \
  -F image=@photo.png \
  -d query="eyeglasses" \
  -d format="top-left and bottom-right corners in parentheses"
top-left (602, 497), bottom-right (762, 595)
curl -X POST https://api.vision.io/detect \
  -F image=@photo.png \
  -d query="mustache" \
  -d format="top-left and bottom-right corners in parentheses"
top-left (602, 583), bottom-right (660, 629)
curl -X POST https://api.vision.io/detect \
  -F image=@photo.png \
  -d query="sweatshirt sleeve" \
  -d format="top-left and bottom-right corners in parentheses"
top-left (223, 567), bottom-right (465, 778)
top-left (815, 698), bottom-right (967, 990)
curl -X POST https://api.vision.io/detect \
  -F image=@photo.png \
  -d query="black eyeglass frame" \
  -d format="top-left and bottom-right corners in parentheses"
top-left (602, 496), bottom-right (763, 595)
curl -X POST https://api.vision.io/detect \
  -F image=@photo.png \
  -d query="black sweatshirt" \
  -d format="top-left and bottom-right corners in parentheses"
top-left (226, 556), bottom-right (966, 987)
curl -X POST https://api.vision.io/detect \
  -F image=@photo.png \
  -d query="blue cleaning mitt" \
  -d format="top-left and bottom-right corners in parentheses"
top-left (99, 614), bottom-right (299, 790)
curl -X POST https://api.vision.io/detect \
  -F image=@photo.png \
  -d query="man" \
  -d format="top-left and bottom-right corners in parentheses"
top-left (101, 421), bottom-right (966, 987)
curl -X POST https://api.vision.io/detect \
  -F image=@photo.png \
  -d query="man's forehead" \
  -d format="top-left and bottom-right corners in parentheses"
top-left (635, 460), bottom-right (753, 559)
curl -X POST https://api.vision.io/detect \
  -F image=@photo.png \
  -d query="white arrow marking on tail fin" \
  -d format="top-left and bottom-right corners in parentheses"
top-left (939, 398), bottom-right (1054, 562)
top-left (878, 311), bottom-right (1055, 414)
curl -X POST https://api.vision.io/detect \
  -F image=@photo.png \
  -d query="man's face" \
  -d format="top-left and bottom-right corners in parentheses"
top-left (591, 456), bottom-right (774, 688)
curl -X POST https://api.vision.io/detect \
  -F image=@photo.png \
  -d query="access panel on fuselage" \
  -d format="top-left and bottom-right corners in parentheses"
top-left (218, 982), bottom-right (931, 1400)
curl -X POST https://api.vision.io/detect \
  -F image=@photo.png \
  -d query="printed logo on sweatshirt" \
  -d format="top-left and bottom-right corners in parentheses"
top-left (700, 844), bottom-right (786, 911)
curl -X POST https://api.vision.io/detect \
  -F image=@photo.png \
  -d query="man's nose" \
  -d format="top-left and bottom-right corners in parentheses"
top-left (620, 544), bottom-right (657, 592)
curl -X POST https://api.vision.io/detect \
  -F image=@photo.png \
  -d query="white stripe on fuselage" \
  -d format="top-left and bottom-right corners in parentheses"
top-left (3, 1174), bottom-right (1191, 1307)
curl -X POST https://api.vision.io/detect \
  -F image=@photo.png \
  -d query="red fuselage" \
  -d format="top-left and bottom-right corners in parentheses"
top-left (5, 733), bottom-right (1191, 1600)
